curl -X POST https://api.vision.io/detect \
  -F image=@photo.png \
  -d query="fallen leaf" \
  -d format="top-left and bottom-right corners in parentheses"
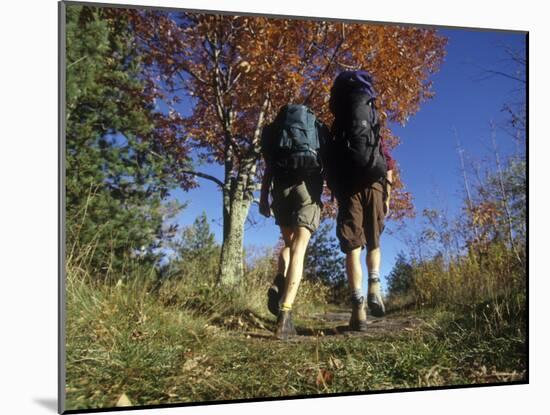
top-left (116, 393), bottom-right (132, 407)
top-left (328, 356), bottom-right (344, 370)
top-left (182, 355), bottom-right (207, 372)
top-left (182, 359), bottom-right (199, 372)
top-left (315, 369), bottom-right (333, 387)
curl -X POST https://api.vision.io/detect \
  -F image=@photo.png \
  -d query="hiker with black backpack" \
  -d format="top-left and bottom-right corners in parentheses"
top-left (325, 70), bottom-right (395, 331)
top-left (259, 104), bottom-right (329, 340)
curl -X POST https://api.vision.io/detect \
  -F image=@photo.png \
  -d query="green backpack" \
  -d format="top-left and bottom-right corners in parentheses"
top-left (261, 104), bottom-right (328, 178)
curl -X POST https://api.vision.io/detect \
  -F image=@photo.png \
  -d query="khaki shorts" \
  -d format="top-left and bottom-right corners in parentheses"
top-left (336, 181), bottom-right (386, 253)
top-left (271, 175), bottom-right (323, 233)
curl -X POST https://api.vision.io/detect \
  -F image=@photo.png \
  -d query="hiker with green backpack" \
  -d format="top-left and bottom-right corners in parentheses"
top-left (325, 70), bottom-right (395, 331)
top-left (259, 104), bottom-right (329, 340)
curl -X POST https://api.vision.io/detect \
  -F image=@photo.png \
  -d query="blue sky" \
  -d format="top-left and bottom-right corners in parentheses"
top-left (167, 27), bottom-right (526, 293)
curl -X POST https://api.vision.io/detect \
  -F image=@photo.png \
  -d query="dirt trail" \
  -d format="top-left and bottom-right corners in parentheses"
top-left (230, 309), bottom-right (427, 342)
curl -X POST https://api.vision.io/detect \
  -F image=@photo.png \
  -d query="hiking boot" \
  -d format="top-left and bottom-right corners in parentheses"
top-left (349, 297), bottom-right (368, 332)
top-left (367, 277), bottom-right (386, 317)
top-left (267, 273), bottom-right (285, 316)
top-left (274, 310), bottom-right (297, 340)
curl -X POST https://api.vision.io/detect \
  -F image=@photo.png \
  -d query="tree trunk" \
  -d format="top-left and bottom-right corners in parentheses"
top-left (216, 96), bottom-right (266, 286)
top-left (218, 168), bottom-right (255, 286)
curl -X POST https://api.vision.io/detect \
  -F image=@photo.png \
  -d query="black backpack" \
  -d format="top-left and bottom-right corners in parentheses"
top-left (327, 71), bottom-right (387, 188)
top-left (261, 104), bottom-right (328, 178)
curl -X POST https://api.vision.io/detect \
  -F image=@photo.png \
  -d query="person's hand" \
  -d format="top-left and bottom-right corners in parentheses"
top-left (259, 196), bottom-right (271, 218)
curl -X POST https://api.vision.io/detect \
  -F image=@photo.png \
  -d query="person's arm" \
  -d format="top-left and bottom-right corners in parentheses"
top-left (259, 164), bottom-right (273, 217)
top-left (384, 169), bottom-right (393, 216)
top-left (380, 137), bottom-right (395, 217)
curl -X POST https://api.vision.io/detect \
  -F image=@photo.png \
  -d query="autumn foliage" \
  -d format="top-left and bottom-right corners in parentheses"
top-left (128, 11), bottom-right (446, 214)
top-left (108, 8), bottom-right (447, 283)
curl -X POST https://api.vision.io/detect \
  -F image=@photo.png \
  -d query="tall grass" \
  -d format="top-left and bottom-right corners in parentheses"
top-left (386, 240), bottom-right (526, 370)
top-left (65, 255), bottom-right (215, 409)
top-left (64, 238), bottom-right (526, 411)
top-left (64, 240), bottom-right (331, 409)
top-left (410, 242), bottom-right (525, 310)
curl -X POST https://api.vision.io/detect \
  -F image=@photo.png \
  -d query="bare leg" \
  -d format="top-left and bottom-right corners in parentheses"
top-left (278, 227), bottom-right (293, 277)
top-left (346, 247), bottom-right (363, 290)
top-left (366, 247), bottom-right (385, 316)
top-left (280, 226), bottom-right (311, 307)
top-left (274, 226), bottom-right (307, 340)
top-left (346, 246), bottom-right (367, 331)
top-left (268, 227), bottom-right (294, 316)
top-left (366, 247), bottom-right (381, 293)
top-left (366, 247), bottom-right (381, 272)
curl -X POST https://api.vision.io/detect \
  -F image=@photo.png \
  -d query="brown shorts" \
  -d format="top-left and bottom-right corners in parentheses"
top-left (271, 175), bottom-right (323, 233)
top-left (336, 181), bottom-right (386, 253)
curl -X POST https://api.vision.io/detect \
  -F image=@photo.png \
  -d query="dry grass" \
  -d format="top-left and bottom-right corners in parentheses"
top-left (64, 249), bottom-right (526, 411)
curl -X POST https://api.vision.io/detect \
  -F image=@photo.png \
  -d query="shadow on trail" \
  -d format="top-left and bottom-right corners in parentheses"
top-left (243, 324), bottom-right (354, 340)
top-left (295, 325), bottom-right (352, 337)
top-left (233, 309), bottom-right (424, 341)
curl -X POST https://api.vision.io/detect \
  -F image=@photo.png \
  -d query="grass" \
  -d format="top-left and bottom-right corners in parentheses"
top-left (64, 263), bottom-right (527, 411)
